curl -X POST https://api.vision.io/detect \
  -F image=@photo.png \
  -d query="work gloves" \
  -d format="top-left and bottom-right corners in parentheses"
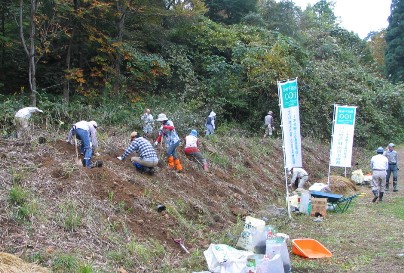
top-left (154, 141), bottom-right (159, 146)
top-left (117, 156), bottom-right (123, 161)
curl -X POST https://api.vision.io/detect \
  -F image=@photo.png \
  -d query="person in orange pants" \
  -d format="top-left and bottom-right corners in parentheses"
top-left (154, 113), bottom-right (183, 172)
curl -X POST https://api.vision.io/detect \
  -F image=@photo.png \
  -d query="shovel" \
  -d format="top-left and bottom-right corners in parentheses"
top-left (74, 137), bottom-right (82, 166)
top-left (173, 238), bottom-right (190, 254)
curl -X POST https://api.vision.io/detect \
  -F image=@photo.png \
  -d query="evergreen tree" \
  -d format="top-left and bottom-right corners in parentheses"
top-left (385, 0), bottom-right (404, 83)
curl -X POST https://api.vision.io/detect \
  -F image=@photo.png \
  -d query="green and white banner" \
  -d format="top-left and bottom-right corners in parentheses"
top-left (330, 105), bottom-right (357, 167)
top-left (278, 79), bottom-right (302, 169)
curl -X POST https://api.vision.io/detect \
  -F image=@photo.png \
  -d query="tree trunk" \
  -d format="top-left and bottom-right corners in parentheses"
top-left (19, 0), bottom-right (38, 106)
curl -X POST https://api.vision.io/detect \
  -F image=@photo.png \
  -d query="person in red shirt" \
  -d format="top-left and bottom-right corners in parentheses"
top-left (184, 129), bottom-right (209, 172)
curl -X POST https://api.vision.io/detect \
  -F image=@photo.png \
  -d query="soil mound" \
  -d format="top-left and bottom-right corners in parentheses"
top-left (319, 175), bottom-right (358, 195)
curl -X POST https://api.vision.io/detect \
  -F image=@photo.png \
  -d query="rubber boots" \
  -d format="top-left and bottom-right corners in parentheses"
top-left (393, 181), bottom-right (398, 192)
top-left (378, 192), bottom-right (384, 202)
top-left (203, 162), bottom-right (209, 172)
top-left (372, 190), bottom-right (378, 203)
top-left (167, 156), bottom-right (175, 169)
top-left (174, 158), bottom-right (183, 172)
top-left (385, 182), bottom-right (389, 191)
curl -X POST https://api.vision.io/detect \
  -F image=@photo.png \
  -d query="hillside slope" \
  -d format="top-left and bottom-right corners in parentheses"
top-left (0, 129), bottom-right (364, 272)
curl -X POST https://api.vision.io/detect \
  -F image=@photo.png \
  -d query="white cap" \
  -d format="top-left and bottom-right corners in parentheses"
top-left (156, 113), bottom-right (168, 121)
top-left (89, 120), bottom-right (98, 128)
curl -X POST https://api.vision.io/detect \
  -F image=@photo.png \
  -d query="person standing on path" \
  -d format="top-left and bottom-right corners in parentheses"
top-left (66, 120), bottom-right (99, 168)
top-left (205, 111), bottom-right (216, 136)
top-left (384, 143), bottom-right (398, 192)
top-left (14, 107), bottom-right (44, 139)
top-left (140, 108), bottom-right (154, 138)
top-left (263, 111), bottom-right (274, 138)
top-left (117, 131), bottom-right (158, 174)
top-left (154, 113), bottom-right (183, 172)
top-left (184, 129), bottom-right (209, 172)
top-left (370, 147), bottom-right (389, 202)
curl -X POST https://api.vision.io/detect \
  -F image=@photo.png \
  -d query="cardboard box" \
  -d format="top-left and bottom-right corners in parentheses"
top-left (310, 197), bottom-right (327, 218)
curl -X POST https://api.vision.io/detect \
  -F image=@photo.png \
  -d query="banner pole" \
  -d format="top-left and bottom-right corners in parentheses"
top-left (278, 80), bottom-right (292, 219)
top-left (328, 104), bottom-right (337, 185)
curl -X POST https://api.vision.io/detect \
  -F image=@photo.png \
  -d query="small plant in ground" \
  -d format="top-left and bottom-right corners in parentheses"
top-left (77, 263), bottom-right (94, 273)
top-left (60, 161), bottom-right (78, 178)
top-left (57, 201), bottom-right (82, 231)
top-left (9, 166), bottom-right (26, 184)
top-left (8, 184), bottom-right (27, 205)
top-left (52, 253), bottom-right (79, 272)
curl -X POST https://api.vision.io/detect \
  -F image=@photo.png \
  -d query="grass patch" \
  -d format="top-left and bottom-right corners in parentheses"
top-left (57, 201), bottom-right (83, 231)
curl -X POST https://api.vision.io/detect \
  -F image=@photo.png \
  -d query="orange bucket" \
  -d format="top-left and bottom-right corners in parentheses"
top-left (292, 238), bottom-right (332, 258)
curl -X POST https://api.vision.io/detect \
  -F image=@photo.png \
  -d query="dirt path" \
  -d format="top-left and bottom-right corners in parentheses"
top-left (281, 146), bottom-right (404, 273)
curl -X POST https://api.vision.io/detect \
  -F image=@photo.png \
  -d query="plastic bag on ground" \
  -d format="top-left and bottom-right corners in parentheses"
top-left (351, 169), bottom-right (364, 185)
top-left (203, 244), bottom-right (254, 273)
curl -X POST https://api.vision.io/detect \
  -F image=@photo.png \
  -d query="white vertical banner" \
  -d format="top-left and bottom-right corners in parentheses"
top-left (278, 79), bottom-right (302, 169)
top-left (330, 105), bottom-right (357, 167)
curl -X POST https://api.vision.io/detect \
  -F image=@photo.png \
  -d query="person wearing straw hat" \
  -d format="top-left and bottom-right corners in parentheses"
top-left (154, 113), bottom-right (183, 172)
top-left (117, 131), bottom-right (158, 175)
top-left (384, 143), bottom-right (398, 192)
top-left (264, 111), bottom-right (274, 138)
top-left (184, 129), bottom-right (209, 172)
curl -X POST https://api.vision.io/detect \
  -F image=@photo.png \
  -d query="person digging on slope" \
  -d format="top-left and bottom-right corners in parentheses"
top-left (117, 131), bottom-right (158, 174)
top-left (154, 113), bottom-right (183, 172)
top-left (184, 129), bottom-right (209, 172)
top-left (66, 120), bottom-right (99, 168)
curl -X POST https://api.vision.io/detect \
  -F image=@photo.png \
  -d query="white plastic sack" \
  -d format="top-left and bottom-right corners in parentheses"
top-left (351, 169), bottom-right (364, 185)
top-left (236, 216), bottom-right (266, 251)
top-left (309, 183), bottom-right (331, 192)
top-left (203, 244), bottom-right (254, 273)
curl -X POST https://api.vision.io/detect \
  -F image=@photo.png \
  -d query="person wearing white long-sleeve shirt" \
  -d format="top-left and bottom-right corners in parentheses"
top-left (288, 167), bottom-right (309, 189)
top-left (370, 147), bottom-right (389, 202)
top-left (66, 120), bottom-right (98, 168)
top-left (14, 107), bottom-right (44, 138)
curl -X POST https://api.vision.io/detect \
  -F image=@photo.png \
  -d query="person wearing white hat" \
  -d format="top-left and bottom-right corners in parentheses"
top-left (384, 143), bottom-right (398, 192)
top-left (205, 111), bottom-right (216, 136)
top-left (263, 111), bottom-right (274, 138)
top-left (66, 120), bottom-right (99, 168)
top-left (14, 106), bottom-right (44, 139)
top-left (154, 113), bottom-right (183, 172)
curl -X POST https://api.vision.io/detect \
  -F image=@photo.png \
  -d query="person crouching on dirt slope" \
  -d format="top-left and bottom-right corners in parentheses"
top-left (184, 129), bottom-right (209, 172)
top-left (154, 113), bottom-right (183, 172)
top-left (288, 167), bottom-right (309, 189)
top-left (66, 120), bottom-right (99, 168)
top-left (117, 131), bottom-right (158, 175)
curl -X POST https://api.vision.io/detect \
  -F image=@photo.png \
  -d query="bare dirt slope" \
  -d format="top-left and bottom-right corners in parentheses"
top-left (0, 130), bottom-right (372, 272)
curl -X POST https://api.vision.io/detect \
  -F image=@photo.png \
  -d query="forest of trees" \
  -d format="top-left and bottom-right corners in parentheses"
top-left (0, 0), bottom-right (403, 147)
